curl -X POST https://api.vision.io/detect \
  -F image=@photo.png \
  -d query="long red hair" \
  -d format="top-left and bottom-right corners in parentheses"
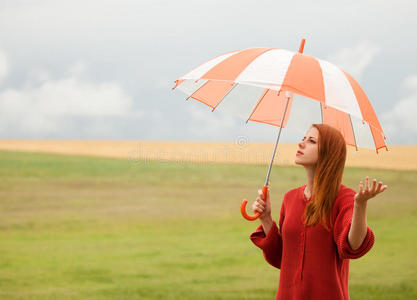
top-left (302, 124), bottom-right (347, 231)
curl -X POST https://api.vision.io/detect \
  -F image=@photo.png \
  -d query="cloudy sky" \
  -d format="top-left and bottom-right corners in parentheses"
top-left (0, 0), bottom-right (416, 145)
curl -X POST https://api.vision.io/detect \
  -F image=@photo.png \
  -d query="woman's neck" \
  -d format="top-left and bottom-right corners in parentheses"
top-left (305, 166), bottom-right (315, 196)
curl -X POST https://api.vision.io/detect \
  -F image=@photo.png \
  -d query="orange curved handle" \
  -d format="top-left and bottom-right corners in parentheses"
top-left (240, 185), bottom-right (269, 221)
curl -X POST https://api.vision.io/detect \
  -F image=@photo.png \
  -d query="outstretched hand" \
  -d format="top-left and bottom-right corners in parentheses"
top-left (354, 176), bottom-right (388, 205)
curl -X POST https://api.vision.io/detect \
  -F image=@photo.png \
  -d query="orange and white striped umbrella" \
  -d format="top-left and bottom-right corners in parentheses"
top-left (173, 39), bottom-right (388, 220)
top-left (173, 39), bottom-right (388, 153)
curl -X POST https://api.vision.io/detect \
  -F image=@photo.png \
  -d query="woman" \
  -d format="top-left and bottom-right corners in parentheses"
top-left (250, 123), bottom-right (387, 300)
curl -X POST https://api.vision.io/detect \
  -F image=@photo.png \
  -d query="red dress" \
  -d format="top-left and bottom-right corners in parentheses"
top-left (250, 184), bottom-right (374, 300)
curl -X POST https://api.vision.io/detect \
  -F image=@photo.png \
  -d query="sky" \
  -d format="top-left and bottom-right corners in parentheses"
top-left (0, 0), bottom-right (416, 145)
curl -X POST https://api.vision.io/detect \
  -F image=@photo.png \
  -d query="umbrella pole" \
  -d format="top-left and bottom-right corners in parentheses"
top-left (241, 92), bottom-right (291, 221)
top-left (264, 92), bottom-right (291, 187)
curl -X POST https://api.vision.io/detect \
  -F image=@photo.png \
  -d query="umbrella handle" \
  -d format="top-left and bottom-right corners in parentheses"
top-left (240, 185), bottom-right (269, 221)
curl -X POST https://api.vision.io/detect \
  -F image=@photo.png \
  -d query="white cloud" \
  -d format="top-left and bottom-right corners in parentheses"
top-left (381, 74), bottom-right (417, 144)
top-left (326, 41), bottom-right (380, 79)
top-left (0, 62), bottom-right (135, 137)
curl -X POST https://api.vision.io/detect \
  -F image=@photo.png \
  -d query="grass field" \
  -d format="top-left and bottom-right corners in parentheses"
top-left (0, 150), bottom-right (416, 299)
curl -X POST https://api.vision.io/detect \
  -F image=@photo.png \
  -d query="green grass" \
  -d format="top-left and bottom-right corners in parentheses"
top-left (0, 150), bottom-right (416, 299)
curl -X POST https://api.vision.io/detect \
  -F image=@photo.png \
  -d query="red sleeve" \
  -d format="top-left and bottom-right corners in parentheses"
top-left (333, 189), bottom-right (375, 260)
top-left (249, 199), bottom-right (285, 269)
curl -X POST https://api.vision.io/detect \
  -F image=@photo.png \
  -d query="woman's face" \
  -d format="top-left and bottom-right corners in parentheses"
top-left (295, 126), bottom-right (319, 167)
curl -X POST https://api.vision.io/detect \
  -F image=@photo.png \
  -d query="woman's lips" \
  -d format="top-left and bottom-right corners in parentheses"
top-left (296, 151), bottom-right (304, 156)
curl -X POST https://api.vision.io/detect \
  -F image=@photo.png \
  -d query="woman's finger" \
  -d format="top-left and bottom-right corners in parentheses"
top-left (254, 206), bottom-right (264, 213)
top-left (253, 198), bottom-right (264, 207)
top-left (257, 198), bottom-right (266, 207)
top-left (365, 176), bottom-right (370, 192)
top-left (258, 189), bottom-right (264, 199)
top-left (375, 181), bottom-right (383, 193)
top-left (253, 207), bottom-right (263, 214)
top-left (359, 181), bottom-right (363, 194)
top-left (257, 203), bottom-right (265, 210)
top-left (371, 178), bottom-right (377, 193)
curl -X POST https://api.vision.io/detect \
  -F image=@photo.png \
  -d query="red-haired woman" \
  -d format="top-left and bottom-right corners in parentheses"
top-left (250, 124), bottom-right (387, 300)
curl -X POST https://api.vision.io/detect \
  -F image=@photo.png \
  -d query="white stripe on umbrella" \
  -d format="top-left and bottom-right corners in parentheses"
top-left (350, 115), bottom-right (376, 149)
top-left (319, 59), bottom-right (363, 119)
top-left (176, 79), bottom-right (208, 97)
top-left (201, 48), bottom-right (273, 81)
top-left (182, 50), bottom-right (241, 80)
top-left (235, 49), bottom-right (294, 88)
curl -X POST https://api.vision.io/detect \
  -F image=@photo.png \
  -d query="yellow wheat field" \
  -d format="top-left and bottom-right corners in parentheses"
top-left (0, 140), bottom-right (416, 170)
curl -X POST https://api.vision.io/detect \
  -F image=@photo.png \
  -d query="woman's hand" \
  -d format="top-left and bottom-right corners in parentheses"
top-left (252, 188), bottom-right (272, 221)
top-left (354, 176), bottom-right (388, 206)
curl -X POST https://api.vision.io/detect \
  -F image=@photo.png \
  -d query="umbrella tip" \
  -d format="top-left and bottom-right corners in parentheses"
top-left (298, 38), bottom-right (306, 54)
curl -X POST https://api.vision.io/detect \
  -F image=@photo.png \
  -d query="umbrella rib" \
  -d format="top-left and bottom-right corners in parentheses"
top-left (186, 80), bottom-right (210, 101)
top-left (348, 114), bottom-right (359, 151)
top-left (245, 89), bottom-right (268, 123)
top-left (211, 82), bottom-right (238, 112)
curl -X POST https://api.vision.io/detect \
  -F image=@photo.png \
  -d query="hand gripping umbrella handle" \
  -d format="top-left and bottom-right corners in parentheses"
top-left (241, 185), bottom-right (269, 221)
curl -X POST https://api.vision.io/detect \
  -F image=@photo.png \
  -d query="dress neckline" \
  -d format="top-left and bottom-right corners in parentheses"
top-left (302, 184), bottom-right (311, 202)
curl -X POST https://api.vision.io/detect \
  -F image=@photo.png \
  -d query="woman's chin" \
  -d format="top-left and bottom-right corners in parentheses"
top-left (295, 158), bottom-right (309, 167)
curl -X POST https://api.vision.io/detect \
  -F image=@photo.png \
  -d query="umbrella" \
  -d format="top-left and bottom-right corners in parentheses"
top-left (172, 38), bottom-right (388, 221)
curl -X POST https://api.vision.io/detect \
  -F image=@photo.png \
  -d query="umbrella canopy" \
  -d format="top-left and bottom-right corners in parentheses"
top-left (173, 40), bottom-right (388, 153)
top-left (172, 39), bottom-right (388, 220)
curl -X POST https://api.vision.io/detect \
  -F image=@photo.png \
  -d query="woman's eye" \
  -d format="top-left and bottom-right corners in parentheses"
top-left (301, 138), bottom-right (316, 143)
